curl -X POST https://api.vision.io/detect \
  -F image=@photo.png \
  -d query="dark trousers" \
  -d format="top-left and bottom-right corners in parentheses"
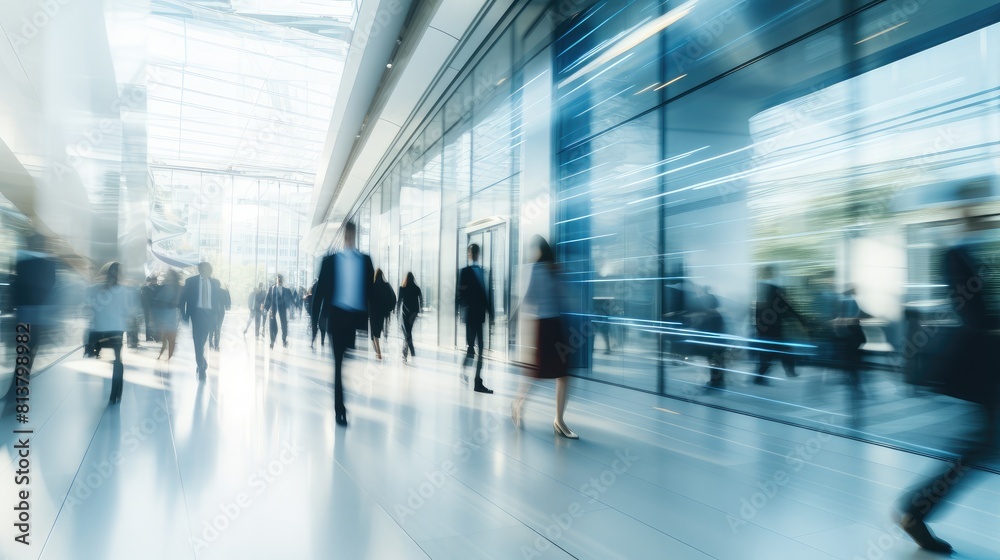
top-left (143, 308), bottom-right (156, 341)
top-left (708, 350), bottom-right (726, 387)
top-left (755, 337), bottom-right (796, 379)
top-left (210, 312), bottom-right (225, 349)
top-left (93, 332), bottom-right (124, 399)
top-left (312, 316), bottom-right (328, 346)
top-left (402, 313), bottom-right (417, 357)
top-left (254, 311), bottom-right (263, 337)
top-left (464, 321), bottom-right (485, 384)
top-left (86, 330), bottom-right (100, 357)
top-left (87, 329), bottom-right (119, 359)
top-left (328, 308), bottom-right (359, 416)
top-left (269, 307), bottom-right (288, 345)
top-left (126, 317), bottom-right (139, 348)
top-left (191, 309), bottom-right (212, 376)
top-left (899, 402), bottom-right (997, 521)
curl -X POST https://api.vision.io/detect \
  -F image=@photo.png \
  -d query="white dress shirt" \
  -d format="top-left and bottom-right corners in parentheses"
top-left (198, 277), bottom-right (212, 309)
top-left (334, 250), bottom-right (365, 311)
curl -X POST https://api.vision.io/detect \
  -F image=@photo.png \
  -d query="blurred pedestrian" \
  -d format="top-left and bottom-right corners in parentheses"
top-left (155, 269), bottom-right (182, 361)
top-left (833, 287), bottom-right (867, 423)
top-left (694, 287), bottom-right (727, 389)
top-left (210, 284), bottom-right (231, 350)
top-left (510, 236), bottom-right (577, 439)
top-left (397, 272), bottom-right (423, 363)
top-left (11, 233), bottom-right (57, 369)
top-left (86, 262), bottom-right (135, 404)
top-left (179, 262), bottom-right (223, 381)
top-left (369, 269), bottom-right (395, 360)
top-left (264, 274), bottom-right (292, 349)
top-left (893, 211), bottom-right (999, 553)
top-left (308, 278), bottom-right (329, 350)
top-left (243, 283), bottom-right (266, 339)
top-left (457, 243), bottom-right (493, 394)
top-left (753, 265), bottom-right (807, 385)
top-left (126, 281), bottom-right (142, 349)
top-left (311, 221), bottom-right (374, 427)
top-left (140, 275), bottom-right (159, 342)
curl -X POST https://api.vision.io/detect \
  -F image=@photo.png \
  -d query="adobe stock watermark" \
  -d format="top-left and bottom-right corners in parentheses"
top-left (853, 459), bottom-right (971, 560)
top-left (190, 440), bottom-right (305, 552)
top-left (727, 418), bottom-right (836, 533)
top-left (546, 0), bottom-right (588, 27)
top-left (441, 65), bottom-right (502, 135)
top-left (852, 124), bottom-right (957, 230)
top-left (715, 84), bottom-right (836, 199)
top-left (7, 0), bottom-right (74, 54)
top-left (64, 402), bottom-right (171, 513)
top-left (55, 69), bottom-right (166, 184)
top-left (393, 404), bottom-right (510, 522)
top-left (669, 3), bottom-right (746, 74)
top-left (352, 0), bottom-right (406, 50)
top-left (870, 0), bottom-right (930, 43)
top-left (521, 448), bottom-right (639, 559)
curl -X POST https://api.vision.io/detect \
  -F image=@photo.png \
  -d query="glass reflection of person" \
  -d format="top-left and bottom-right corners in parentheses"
top-left (753, 265), bottom-right (807, 385)
top-left (594, 298), bottom-right (616, 355)
top-left (697, 288), bottom-right (727, 389)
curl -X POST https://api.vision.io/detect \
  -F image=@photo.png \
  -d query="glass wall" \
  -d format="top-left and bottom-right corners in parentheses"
top-left (337, 0), bottom-right (1000, 463)
top-left (343, 21), bottom-right (523, 355)
top-left (150, 168), bottom-right (314, 305)
top-left (553, 0), bottom-right (1000, 460)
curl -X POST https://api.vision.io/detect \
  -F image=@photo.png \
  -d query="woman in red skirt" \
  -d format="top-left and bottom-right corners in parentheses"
top-left (511, 236), bottom-right (577, 439)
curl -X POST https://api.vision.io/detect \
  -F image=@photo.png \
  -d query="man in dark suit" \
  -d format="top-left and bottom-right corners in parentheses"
top-left (457, 243), bottom-right (493, 394)
top-left (264, 274), bottom-right (292, 349)
top-left (893, 212), bottom-right (998, 554)
top-left (179, 262), bottom-right (222, 380)
top-left (311, 222), bottom-right (374, 426)
top-left (12, 234), bottom-right (57, 372)
top-left (753, 265), bottom-right (806, 385)
top-left (210, 284), bottom-right (231, 350)
top-left (243, 283), bottom-right (266, 339)
top-left (140, 275), bottom-right (159, 342)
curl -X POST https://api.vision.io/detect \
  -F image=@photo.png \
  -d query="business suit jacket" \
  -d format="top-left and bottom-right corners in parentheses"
top-left (179, 274), bottom-right (223, 321)
top-left (458, 265), bottom-right (493, 325)
top-left (755, 282), bottom-right (801, 339)
top-left (944, 244), bottom-right (990, 330)
top-left (311, 250), bottom-right (375, 334)
top-left (13, 251), bottom-right (57, 326)
top-left (264, 285), bottom-right (292, 316)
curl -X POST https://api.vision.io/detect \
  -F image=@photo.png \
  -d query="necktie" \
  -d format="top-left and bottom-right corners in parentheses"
top-left (202, 279), bottom-right (208, 308)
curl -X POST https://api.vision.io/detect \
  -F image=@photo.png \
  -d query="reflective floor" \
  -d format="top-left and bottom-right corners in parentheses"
top-left (1, 314), bottom-right (998, 559)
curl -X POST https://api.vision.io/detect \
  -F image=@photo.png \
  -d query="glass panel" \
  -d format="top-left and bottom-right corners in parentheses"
top-left (143, 2), bottom-right (347, 181)
top-left (557, 112), bottom-right (662, 391)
